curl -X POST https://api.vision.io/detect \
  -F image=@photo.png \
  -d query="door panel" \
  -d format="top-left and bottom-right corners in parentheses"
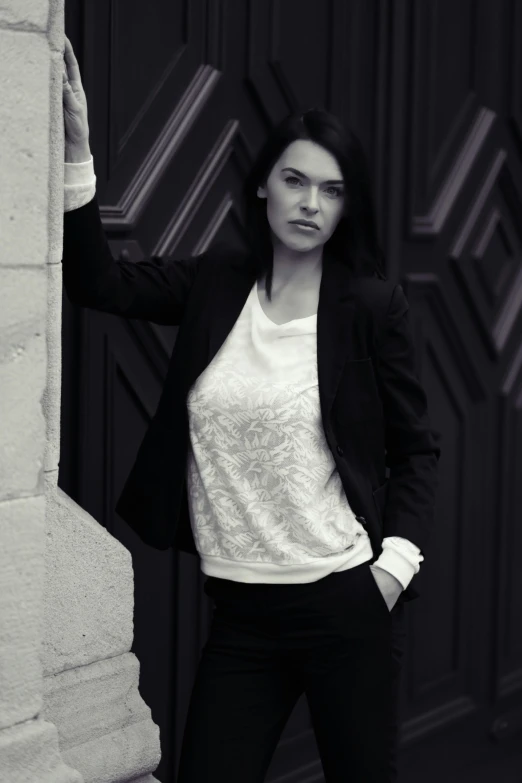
top-left (60, 1), bottom-right (522, 780)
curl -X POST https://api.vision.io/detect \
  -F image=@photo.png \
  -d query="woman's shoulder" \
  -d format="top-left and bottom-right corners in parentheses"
top-left (348, 274), bottom-right (403, 333)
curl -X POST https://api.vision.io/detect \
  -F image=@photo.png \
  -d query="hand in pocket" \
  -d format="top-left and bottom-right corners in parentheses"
top-left (368, 565), bottom-right (403, 612)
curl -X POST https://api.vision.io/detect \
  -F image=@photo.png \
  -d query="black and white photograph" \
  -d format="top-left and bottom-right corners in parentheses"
top-left (1, 1), bottom-right (521, 781)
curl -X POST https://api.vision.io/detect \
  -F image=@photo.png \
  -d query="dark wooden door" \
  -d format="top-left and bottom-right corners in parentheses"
top-left (60, 1), bottom-right (522, 781)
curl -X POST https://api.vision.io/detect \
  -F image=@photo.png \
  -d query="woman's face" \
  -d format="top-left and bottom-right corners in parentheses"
top-left (257, 139), bottom-right (346, 253)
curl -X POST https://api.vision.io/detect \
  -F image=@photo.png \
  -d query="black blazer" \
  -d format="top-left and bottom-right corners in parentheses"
top-left (63, 195), bottom-right (441, 604)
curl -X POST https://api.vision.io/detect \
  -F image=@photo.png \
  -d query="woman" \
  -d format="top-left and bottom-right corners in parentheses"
top-left (63, 34), bottom-right (440, 783)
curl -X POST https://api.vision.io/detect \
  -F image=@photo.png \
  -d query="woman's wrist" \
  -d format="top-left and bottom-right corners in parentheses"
top-left (65, 143), bottom-right (91, 164)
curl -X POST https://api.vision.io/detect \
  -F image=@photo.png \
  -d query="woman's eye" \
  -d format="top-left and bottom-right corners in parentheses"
top-left (284, 177), bottom-right (343, 198)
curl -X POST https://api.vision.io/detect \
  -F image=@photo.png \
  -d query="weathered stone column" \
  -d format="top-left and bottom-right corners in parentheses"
top-left (0, 3), bottom-right (160, 781)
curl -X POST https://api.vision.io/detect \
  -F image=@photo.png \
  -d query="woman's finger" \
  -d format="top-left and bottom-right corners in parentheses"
top-left (63, 35), bottom-right (81, 86)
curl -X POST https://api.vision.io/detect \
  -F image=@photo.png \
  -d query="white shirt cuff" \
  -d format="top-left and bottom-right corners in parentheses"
top-left (64, 155), bottom-right (96, 212)
top-left (371, 536), bottom-right (424, 590)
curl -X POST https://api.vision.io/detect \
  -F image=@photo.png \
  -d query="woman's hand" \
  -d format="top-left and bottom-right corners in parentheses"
top-left (62, 35), bottom-right (91, 158)
top-left (369, 565), bottom-right (403, 611)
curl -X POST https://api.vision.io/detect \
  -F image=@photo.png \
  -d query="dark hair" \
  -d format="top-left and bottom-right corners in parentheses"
top-left (241, 107), bottom-right (387, 302)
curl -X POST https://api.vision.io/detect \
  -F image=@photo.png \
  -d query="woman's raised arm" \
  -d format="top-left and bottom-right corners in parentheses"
top-left (62, 35), bottom-right (206, 325)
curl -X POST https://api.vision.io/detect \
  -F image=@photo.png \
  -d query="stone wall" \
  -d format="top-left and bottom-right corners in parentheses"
top-left (0, 3), bottom-right (160, 781)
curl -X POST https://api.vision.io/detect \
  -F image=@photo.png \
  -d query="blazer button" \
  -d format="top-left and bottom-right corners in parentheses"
top-left (336, 445), bottom-right (344, 456)
top-left (356, 515), bottom-right (367, 527)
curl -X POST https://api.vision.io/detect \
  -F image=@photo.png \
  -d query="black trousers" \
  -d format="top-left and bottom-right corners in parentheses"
top-left (177, 559), bottom-right (407, 782)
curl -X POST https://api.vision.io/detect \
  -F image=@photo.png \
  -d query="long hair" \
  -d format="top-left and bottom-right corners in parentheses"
top-left (241, 107), bottom-right (387, 302)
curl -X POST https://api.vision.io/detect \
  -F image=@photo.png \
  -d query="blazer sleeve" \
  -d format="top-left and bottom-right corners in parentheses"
top-left (62, 193), bottom-right (209, 325)
top-left (374, 283), bottom-right (441, 556)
